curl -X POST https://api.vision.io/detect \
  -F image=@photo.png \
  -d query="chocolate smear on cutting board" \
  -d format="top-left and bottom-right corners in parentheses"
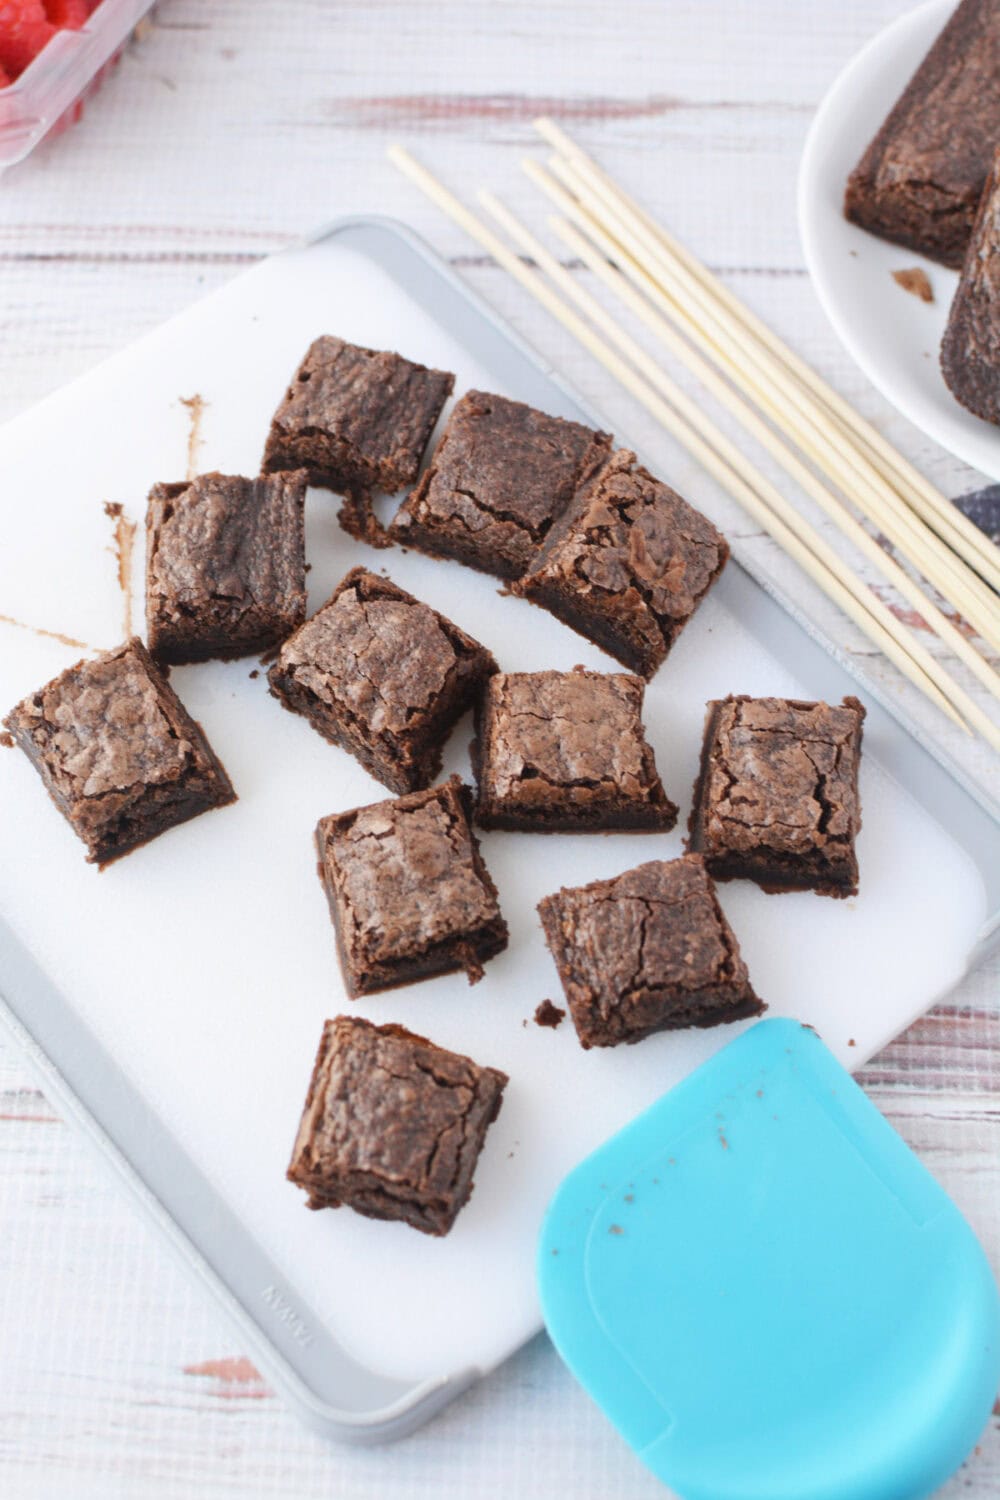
top-left (104, 502), bottom-right (136, 638)
top-left (534, 999), bottom-right (565, 1029)
top-left (180, 393), bottom-right (207, 480)
top-left (892, 267), bottom-right (933, 302)
top-left (0, 612), bottom-right (88, 650)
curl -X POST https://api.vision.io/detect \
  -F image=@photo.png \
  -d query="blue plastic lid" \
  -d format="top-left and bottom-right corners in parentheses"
top-left (538, 1018), bottom-right (1000, 1500)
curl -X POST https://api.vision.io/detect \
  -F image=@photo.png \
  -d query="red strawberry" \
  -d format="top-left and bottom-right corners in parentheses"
top-left (0, 63), bottom-right (9, 86)
top-left (0, 0), bottom-right (54, 77)
top-left (46, 0), bottom-right (88, 24)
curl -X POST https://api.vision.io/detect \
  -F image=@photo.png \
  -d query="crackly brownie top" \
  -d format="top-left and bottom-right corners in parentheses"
top-left (275, 570), bottom-right (483, 737)
top-left (480, 669), bottom-right (659, 810)
top-left (941, 150), bottom-right (1000, 402)
top-left (320, 780), bottom-right (501, 967)
top-left (266, 336), bottom-right (453, 490)
top-left (5, 640), bottom-right (196, 799)
top-left (147, 471), bottom-right (306, 617)
top-left (391, 390), bottom-right (611, 573)
top-left (543, 856), bottom-right (747, 1004)
top-left (522, 450), bottom-right (726, 642)
top-left (852, 0), bottom-right (1000, 210)
top-left (700, 696), bottom-right (864, 856)
top-left (292, 1016), bottom-right (506, 1193)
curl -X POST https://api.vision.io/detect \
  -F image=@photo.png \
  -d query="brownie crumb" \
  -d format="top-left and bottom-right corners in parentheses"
top-left (608, 1224), bottom-right (624, 1236)
top-left (534, 999), bottom-right (565, 1029)
top-left (0, 731), bottom-right (14, 749)
top-left (336, 488), bottom-right (393, 550)
top-left (892, 267), bottom-right (933, 302)
top-left (249, 669), bottom-right (259, 679)
top-left (848, 1038), bottom-right (857, 1048)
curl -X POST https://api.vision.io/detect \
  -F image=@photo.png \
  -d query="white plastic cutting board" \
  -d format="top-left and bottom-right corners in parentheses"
top-left (0, 222), bottom-right (993, 1415)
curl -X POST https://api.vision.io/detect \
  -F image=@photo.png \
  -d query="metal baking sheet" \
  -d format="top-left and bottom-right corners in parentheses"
top-left (0, 217), bottom-right (997, 1443)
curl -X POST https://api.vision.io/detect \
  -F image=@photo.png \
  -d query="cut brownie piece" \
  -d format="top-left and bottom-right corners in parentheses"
top-left (145, 470), bottom-right (307, 663)
top-left (3, 638), bottom-right (235, 865)
top-left (513, 449), bottom-right (728, 678)
top-left (262, 336), bottom-right (454, 543)
top-left (268, 567), bottom-right (496, 794)
top-left (941, 148), bottom-right (1000, 424)
top-left (688, 695), bottom-right (865, 897)
top-left (844, 0), bottom-right (1000, 269)
top-left (538, 855), bottom-right (764, 1049)
top-left (389, 390), bottom-right (612, 581)
top-left (315, 776), bottom-right (508, 995)
top-left (473, 667), bottom-right (677, 833)
top-left (287, 1015), bottom-right (507, 1235)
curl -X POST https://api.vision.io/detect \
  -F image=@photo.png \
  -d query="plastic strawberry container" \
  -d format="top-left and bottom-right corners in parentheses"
top-left (0, 0), bottom-right (157, 172)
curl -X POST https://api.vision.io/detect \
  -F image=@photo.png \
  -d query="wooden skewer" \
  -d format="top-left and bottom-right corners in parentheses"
top-left (533, 115), bottom-right (1000, 589)
top-left (542, 211), bottom-right (1000, 710)
top-left (527, 154), bottom-right (1000, 653)
top-left (386, 145), bottom-right (974, 738)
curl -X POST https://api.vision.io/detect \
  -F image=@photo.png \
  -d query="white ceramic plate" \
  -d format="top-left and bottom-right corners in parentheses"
top-left (799, 0), bottom-right (1000, 481)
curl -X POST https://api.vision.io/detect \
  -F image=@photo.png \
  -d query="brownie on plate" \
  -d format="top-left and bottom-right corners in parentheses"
top-left (538, 854), bottom-right (764, 1049)
top-left (941, 148), bottom-right (1000, 424)
top-left (145, 470), bottom-right (307, 663)
top-left (473, 667), bottom-right (677, 833)
top-left (262, 336), bottom-right (454, 543)
top-left (688, 695), bottom-right (865, 897)
top-left (268, 567), bottom-right (496, 795)
top-left (3, 638), bottom-right (235, 865)
top-left (315, 775), bottom-right (508, 995)
top-left (389, 390), bottom-right (612, 580)
top-left (287, 1014), bottom-right (507, 1236)
top-left (844, 0), bottom-right (1000, 269)
top-left (514, 449), bottom-right (728, 678)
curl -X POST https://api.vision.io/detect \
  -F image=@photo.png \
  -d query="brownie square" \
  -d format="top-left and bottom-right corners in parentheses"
top-left (389, 390), bottom-right (612, 581)
top-left (268, 567), bottom-right (497, 794)
top-left (145, 470), bottom-right (307, 664)
top-left (689, 695), bottom-right (866, 897)
top-left (844, 0), bottom-right (1000, 270)
top-left (315, 776), bottom-right (508, 995)
top-left (3, 638), bottom-right (236, 865)
top-left (473, 668), bottom-right (677, 833)
top-left (262, 334), bottom-right (453, 506)
top-left (941, 148), bottom-right (1000, 424)
top-left (514, 450), bottom-right (728, 678)
top-left (538, 855), bottom-right (764, 1049)
top-left (287, 1015), bottom-right (507, 1235)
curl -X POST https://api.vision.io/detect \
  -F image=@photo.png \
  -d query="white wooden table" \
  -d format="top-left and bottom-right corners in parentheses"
top-left (0, 3), bottom-right (996, 1495)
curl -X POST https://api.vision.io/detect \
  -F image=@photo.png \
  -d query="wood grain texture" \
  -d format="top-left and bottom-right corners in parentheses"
top-left (0, 1), bottom-right (996, 1496)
